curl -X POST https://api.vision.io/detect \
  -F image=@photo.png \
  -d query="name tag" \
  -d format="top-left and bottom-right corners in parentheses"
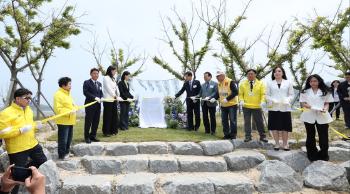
top-left (210, 85), bottom-right (214, 88)
top-left (193, 85), bottom-right (197, 88)
top-left (248, 91), bottom-right (254, 96)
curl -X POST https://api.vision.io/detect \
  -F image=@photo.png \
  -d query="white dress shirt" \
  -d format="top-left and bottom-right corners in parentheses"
top-left (299, 88), bottom-right (334, 124)
top-left (103, 76), bottom-right (120, 99)
top-left (266, 79), bottom-right (294, 112)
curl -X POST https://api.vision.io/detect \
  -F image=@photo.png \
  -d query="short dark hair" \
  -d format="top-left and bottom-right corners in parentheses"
top-left (58, 77), bottom-right (72, 87)
top-left (246, 69), bottom-right (257, 75)
top-left (121, 71), bottom-right (131, 81)
top-left (345, 71), bottom-right (350, 76)
top-left (271, 66), bottom-right (287, 80)
top-left (185, 71), bottom-right (193, 77)
top-left (204, 72), bottom-right (212, 77)
top-left (105, 66), bottom-right (116, 79)
top-left (90, 68), bottom-right (99, 74)
top-left (14, 88), bottom-right (32, 98)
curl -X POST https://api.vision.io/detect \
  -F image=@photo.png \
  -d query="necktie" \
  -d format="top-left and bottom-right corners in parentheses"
top-left (206, 82), bottom-right (209, 89)
top-left (94, 81), bottom-right (98, 90)
top-left (190, 81), bottom-right (192, 91)
top-left (250, 81), bottom-right (254, 91)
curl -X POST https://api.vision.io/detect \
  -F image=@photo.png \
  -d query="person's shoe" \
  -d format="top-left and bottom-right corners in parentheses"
top-left (260, 138), bottom-right (268, 143)
top-left (90, 137), bottom-right (100, 142)
top-left (85, 139), bottom-right (91, 144)
top-left (244, 138), bottom-right (252, 142)
top-left (274, 147), bottom-right (280, 151)
top-left (230, 136), bottom-right (236, 140)
top-left (120, 128), bottom-right (126, 131)
top-left (103, 134), bottom-right (111, 137)
top-left (205, 131), bottom-right (210, 134)
top-left (223, 136), bottom-right (230, 140)
top-left (64, 154), bottom-right (69, 160)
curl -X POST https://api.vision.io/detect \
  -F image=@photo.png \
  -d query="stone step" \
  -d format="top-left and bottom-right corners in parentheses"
top-left (60, 172), bottom-right (255, 194)
top-left (69, 140), bottom-right (275, 157)
top-left (78, 154), bottom-right (231, 174)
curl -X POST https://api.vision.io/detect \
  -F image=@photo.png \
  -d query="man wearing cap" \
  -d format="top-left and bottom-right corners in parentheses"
top-left (216, 71), bottom-right (239, 139)
top-left (200, 72), bottom-right (218, 135)
top-left (239, 69), bottom-right (268, 142)
top-left (175, 71), bottom-right (201, 131)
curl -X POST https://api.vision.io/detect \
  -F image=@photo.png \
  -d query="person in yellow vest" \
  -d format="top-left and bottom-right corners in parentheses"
top-left (54, 77), bottom-right (78, 160)
top-left (0, 88), bottom-right (47, 194)
top-left (239, 69), bottom-right (268, 143)
top-left (216, 71), bottom-right (239, 139)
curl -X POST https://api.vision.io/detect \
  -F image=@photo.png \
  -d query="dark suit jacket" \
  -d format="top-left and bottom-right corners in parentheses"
top-left (338, 81), bottom-right (350, 107)
top-left (83, 79), bottom-right (103, 104)
top-left (175, 80), bottom-right (201, 104)
top-left (118, 81), bottom-right (134, 102)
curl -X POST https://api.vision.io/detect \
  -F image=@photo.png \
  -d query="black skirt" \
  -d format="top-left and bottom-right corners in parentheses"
top-left (268, 111), bottom-right (292, 132)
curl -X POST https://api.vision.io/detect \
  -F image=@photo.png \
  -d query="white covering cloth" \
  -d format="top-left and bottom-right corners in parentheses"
top-left (139, 96), bottom-right (167, 128)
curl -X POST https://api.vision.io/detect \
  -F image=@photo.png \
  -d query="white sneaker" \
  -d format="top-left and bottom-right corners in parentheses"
top-left (64, 154), bottom-right (69, 159)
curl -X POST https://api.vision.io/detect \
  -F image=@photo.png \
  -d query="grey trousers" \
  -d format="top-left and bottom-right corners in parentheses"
top-left (243, 107), bottom-right (266, 139)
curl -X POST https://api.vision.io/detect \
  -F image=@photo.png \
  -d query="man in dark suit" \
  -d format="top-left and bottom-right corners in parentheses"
top-left (200, 72), bottom-right (218, 135)
top-left (338, 71), bottom-right (350, 129)
top-left (175, 71), bottom-right (201, 131)
top-left (83, 68), bottom-right (103, 143)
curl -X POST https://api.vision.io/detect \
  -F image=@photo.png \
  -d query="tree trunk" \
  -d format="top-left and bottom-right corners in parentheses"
top-left (5, 70), bottom-right (18, 106)
top-left (36, 79), bottom-right (42, 119)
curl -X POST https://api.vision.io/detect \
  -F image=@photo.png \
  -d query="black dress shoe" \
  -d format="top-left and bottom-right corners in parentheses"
top-left (260, 138), bottom-right (268, 143)
top-left (244, 138), bottom-right (252, 142)
top-left (120, 128), bottom-right (126, 131)
top-left (90, 137), bottom-right (100, 142)
top-left (85, 139), bottom-right (91, 144)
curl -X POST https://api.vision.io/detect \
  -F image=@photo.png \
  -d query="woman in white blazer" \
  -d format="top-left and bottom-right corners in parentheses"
top-left (300, 74), bottom-right (333, 161)
top-left (266, 66), bottom-right (294, 151)
top-left (102, 66), bottom-right (122, 136)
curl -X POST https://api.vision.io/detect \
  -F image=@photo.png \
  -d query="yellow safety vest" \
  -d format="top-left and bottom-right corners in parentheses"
top-left (218, 77), bottom-right (238, 107)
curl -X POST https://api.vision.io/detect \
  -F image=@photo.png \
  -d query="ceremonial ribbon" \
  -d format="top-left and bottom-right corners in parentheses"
top-left (40, 98), bottom-right (134, 123)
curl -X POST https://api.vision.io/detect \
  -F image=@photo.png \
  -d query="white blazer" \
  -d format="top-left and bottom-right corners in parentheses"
top-left (299, 88), bottom-right (334, 124)
top-left (266, 79), bottom-right (294, 112)
top-left (103, 76), bottom-right (120, 99)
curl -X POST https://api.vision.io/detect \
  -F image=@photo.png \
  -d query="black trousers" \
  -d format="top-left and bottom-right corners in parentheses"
top-left (119, 102), bottom-right (130, 130)
top-left (102, 101), bottom-right (119, 135)
top-left (84, 103), bottom-right (101, 140)
top-left (8, 144), bottom-right (47, 194)
top-left (304, 122), bottom-right (329, 161)
top-left (342, 103), bottom-right (350, 128)
top-left (186, 101), bottom-right (200, 130)
top-left (202, 103), bottom-right (216, 133)
top-left (328, 102), bottom-right (340, 119)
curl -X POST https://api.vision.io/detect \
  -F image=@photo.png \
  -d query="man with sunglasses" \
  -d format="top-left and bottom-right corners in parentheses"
top-left (0, 88), bottom-right (47, 194)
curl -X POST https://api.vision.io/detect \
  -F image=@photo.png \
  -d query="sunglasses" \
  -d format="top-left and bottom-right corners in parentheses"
top-left (21, 96), bottom-right (32, 101)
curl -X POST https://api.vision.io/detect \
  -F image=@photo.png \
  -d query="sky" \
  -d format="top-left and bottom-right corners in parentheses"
top-left (0, 0), bottom-right (349, 106)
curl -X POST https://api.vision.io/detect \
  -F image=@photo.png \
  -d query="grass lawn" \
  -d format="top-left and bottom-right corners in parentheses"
top-left (47, 111), bottom-right (350, 144)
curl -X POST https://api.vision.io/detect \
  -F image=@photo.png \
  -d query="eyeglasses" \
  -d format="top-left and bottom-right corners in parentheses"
top-left (22, 96), bottom-right (32, 101)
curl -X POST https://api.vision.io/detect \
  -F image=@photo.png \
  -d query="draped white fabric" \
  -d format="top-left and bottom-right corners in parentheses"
top-left (139, 97), bottom-right (167, 128)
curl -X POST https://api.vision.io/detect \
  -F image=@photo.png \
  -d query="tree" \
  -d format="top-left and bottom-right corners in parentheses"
top-left (299, 5), bottom-right (350, 74)
top-left (199, 0), bottom-right (308, 82)
top-left (153, 6), bottom-right (214, 80)
top-left (0, 0), bottom-right (81, 106)
top-left (87, 33), bottom-right (146, 78)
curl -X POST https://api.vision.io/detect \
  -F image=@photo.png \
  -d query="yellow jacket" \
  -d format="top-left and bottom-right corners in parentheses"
top-left (0, 103), bottom-right (38, 154)
top-left (218, 77), bottom-right (238, 107)
top-left (53, 88), bottom-right (77, 125)
top-left (239, 79), bottom-right (266, 109)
